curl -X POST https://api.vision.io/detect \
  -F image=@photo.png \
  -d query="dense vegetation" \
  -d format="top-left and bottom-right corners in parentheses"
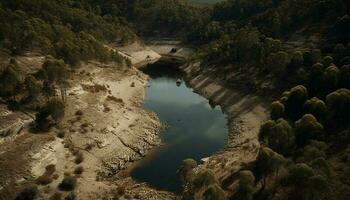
top-left (178, 1), bottom-right (350, 200)
top-left (83, 0), bottom-right (210, 37)
top-left (0, 0), bottom-right (134, 65)
top-left (187, 0), bottom-right (350, 92)
top-left (0, 0), bottom-right (138, 131)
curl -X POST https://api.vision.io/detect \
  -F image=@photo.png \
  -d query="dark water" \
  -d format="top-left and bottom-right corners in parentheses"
top-left (131, 62), bottom-right (228, 193)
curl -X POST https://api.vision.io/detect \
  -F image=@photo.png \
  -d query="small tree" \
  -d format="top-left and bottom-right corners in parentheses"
top-left (24, 75), bottom-right (41, 100)
top-left (59, 176), bottom-right (76, 191)
top-left (236, 170), bottom-right (256, 200)
top-left (339, 65), bottom-right (350, 88)
top-left (294, 114), bottom-right (324, 147)
top-left (285, 85), bottom-right (308, 120)
top-left (203, 184), bottom-right (227, 200)
top-left (303, 97), bottom-right (328, 122)
top-left (254, 147), bottom-right (286, 187)
top-left (326, 88), bottom-right (350, 126)
top-left (323, 65), bottom-right (340, 95)
top-left (270, 101), bottom-right (285, 120)
top-left (192, 170), bottom-right (218, 190)
top-left (308, 63), bottom-right (324, 96)
top-left (259, 119), bottom-right (294, 155)
top-left (15, 185), bottom-right (38, 200)
top-left (178, 159), bottom-right (197, 184)
top-left (34, 98), bottom-right (65, 131)
top-left (286, 163), bottom-right (314, 186)
top-left (0, 64), bottom-right (20, 98)
top-left (305, 175), bottom-right (328, 200)
top-left (322, 56), bottom-right (334, 67)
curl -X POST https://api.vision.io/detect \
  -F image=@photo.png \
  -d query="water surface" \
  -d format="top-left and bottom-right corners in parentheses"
top-left (131, 62), bottom-right (228, 192)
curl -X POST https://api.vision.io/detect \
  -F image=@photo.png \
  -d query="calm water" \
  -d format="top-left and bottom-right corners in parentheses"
top-left (131, 62), bottom-right (228, 193)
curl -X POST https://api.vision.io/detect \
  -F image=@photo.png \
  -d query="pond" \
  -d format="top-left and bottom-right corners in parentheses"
top-left (131, 60), bottom-right (228, 193)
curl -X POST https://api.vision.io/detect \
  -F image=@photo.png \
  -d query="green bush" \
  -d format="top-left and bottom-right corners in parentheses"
top-left (294, 114), bottom-right (324, 147)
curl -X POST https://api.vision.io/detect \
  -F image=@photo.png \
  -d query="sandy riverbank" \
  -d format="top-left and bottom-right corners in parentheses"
top-left (180, 62), bottom-right (269, 189)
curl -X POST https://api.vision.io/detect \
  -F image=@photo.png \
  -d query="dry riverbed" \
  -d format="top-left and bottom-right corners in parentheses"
top-left (0, 55), bottom-right (175, 199)
top-left (1, 42), bottom-right (268, 199)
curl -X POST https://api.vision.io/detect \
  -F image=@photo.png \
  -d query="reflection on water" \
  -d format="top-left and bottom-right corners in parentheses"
top-left (131, 62), bottom-right (228, 193)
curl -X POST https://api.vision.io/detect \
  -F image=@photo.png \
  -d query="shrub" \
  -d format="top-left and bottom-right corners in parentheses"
top-left (267, 51), bottom-right (290, 76)
top-left (193, 170), bottom-right (218, 189)
top-left (326, 88), bottom-right (350, 125)
top-left (304, 97), bottom-right (328, 122)
top-left (75, 110), bottom-right (83, 116)
top-left (59, 176), bottom-right (77, 191)
top-left (324, 65), bottom-right (340, 95)
top-left (15, 185), bottom-right (38, 200)
top-left (286, 163), bottom-right (314, 186)
top-left (177, 159), bottom-right (197, 183)
top-left (254, 147), bottom-right (286, 185)
top-left (259, 119), bottom-right (294, 155)
top-left (306, 175), bottom-right (328, 199)
top-left (285, 85), bottom-right (308, 120)
top-left (308, 63), bottom-right (324, 96)
top-left (270, 101), bottom-right (285, 120)
top-left (339, 65), bottom-right (350, 88)
top-left (322, 56), bottom-right (334, 67)
top-left (236, 170), bottom-right (255, 200)
top-left (36, 164), bottom-right (56, 185)
top-left (294, 114), bottom-right (324, 147)
top-left (57, 131), bottom-right (66, 138)
top-left (0, 64), bottom-right (20, 98)
top-left (74, 166), bottom-right (84, 175)
top-left (34, 98), bottom-right (65, 131)
top-left (340, 57), bottom-right (350, 66)
top-left (25, 75), bottom-right (41, 99)
top-left (310, 157), bottom-right (332, 177)
top-left (303, 49), bottom-right (321, 67)
top-left (290, 51), bottom-right (304, 69)
top-left (203, 184), bottom-right (227, 200)
top-left (75, 152), bottom-right (84, 164)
